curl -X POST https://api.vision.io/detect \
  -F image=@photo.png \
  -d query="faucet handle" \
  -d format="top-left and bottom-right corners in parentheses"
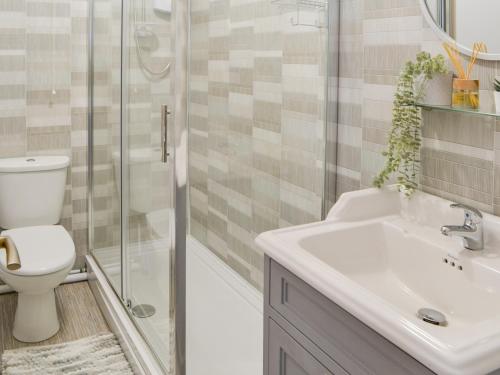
top-left (450, 203), bottom-right (483, 222)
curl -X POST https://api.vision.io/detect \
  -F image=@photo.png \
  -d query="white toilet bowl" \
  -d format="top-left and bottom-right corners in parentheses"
top-left (0, 225), bottom-right (75, 342)
top-left (0, 155), bottom-right (74, 342)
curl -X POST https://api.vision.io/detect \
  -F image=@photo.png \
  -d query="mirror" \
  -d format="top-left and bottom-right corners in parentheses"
top-left (420, 0), bottom-right (500, 60)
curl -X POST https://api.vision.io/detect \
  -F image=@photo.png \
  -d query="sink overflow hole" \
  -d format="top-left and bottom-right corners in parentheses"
top-left (442, 257), bottom-right (463, 271)
top-left (417, 308), bottom-right (447, 326)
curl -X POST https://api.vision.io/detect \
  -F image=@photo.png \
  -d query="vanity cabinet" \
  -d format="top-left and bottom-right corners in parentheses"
top-left (264, 256), bottom-right (435, 375)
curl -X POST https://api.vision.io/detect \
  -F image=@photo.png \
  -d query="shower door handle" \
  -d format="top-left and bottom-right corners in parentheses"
top-left (161, 104), bottom-right (171, 163)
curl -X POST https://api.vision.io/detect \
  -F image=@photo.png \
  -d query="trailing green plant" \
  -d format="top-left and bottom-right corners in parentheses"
top-left (373, 52), bottom-right (448, 196)
top-left (494, 77), bottom-right (500, 92)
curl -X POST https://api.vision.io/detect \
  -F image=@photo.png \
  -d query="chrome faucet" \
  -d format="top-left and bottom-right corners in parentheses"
top-left (441, 203), bottom-right (483, 251)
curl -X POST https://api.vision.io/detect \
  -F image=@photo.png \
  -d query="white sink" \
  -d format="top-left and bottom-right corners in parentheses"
top-left (256, 187), bottom-right (500, 375)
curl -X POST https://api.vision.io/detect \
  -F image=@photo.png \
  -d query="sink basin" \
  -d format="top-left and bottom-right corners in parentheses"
top-left (256, 187), bottom-right (500, 375)
top-left (301, 219), bottom-right (500, 328)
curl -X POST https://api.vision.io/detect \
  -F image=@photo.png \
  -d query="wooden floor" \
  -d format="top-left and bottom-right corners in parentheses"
top-left (0, 282), bottom-right (110, 354)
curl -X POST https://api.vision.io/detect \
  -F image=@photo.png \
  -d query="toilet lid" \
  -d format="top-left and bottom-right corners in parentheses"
top-left (0, 226), bottom-right (75, 276)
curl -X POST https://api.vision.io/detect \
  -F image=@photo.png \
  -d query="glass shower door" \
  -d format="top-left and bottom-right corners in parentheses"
top-left (122, 0), bottom-right (175, 371)
top-left (91, 0), bottom-right (186, 372)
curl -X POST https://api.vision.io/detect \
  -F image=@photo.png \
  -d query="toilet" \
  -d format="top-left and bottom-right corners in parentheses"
top-left (0, 156), bottom-right (75, 343)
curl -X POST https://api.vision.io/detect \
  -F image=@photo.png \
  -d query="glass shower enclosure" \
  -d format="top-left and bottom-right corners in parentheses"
top-left (87, 0), bottom-right (336, 372)
top-left (88, 0), bottom-right (186, 373)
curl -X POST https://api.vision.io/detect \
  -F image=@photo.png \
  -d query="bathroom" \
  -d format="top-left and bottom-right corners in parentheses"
top-left (0, 0), bottom-right (499, 374)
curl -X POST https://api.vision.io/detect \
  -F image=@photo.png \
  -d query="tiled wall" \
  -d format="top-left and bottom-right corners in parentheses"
top-left (0, 0), bottom-right (88, 269)
top-left (335, 0), bottom-right (500, 215)
top-left (91, 0), bottom-right (121, 256)
top-left (189, 0), bottom-right (330, 290)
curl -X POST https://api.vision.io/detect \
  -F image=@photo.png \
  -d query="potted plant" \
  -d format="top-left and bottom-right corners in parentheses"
top-left (495, 77), bottom-right (500, 114)
top-left (373, 52), bottom-right (447, 196)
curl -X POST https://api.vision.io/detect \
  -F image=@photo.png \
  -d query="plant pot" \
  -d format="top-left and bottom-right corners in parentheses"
top-left (420, 72), bottom-right (453, 106)
top-left (495, 91), bottom-right (500, 114)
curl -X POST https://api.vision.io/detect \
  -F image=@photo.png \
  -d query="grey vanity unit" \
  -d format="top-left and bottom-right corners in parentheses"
top-left (263, 256), bottom-right (435, 375)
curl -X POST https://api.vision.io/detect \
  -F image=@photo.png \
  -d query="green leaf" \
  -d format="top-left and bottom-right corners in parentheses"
top-left (373, 52), bottom-right (448, 196)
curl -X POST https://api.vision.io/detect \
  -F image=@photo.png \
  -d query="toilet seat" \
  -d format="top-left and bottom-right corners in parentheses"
top-left (0, 225), bottom-right (75, 276)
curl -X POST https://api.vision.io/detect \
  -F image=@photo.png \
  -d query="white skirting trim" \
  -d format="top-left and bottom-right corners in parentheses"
top-left (0, 271), bottom-right (88, 295)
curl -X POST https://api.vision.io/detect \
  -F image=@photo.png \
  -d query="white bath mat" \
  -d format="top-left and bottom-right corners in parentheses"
top-left (1, 333), bottom-right (134, 374)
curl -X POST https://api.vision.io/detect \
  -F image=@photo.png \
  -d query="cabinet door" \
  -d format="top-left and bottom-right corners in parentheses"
top-left (268, 319), bottom-right (337, 375)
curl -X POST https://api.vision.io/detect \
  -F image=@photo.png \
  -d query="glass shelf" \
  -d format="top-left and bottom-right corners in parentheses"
top-left (270, 0), bottom-right (327, 9)
top-left (416, 103), bottom-right (500, 118)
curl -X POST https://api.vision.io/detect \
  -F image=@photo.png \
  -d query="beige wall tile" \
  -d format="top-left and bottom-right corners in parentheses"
top-left (335, 0), bottom-right (498, 216)
top-left (0, 0), bottom-right (88, 268)
top-left (189, 0), bottom-right (329, 290)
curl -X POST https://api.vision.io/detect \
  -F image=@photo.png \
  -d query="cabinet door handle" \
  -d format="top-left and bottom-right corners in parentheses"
top-left (161, 104), bottom-right (171, 162)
